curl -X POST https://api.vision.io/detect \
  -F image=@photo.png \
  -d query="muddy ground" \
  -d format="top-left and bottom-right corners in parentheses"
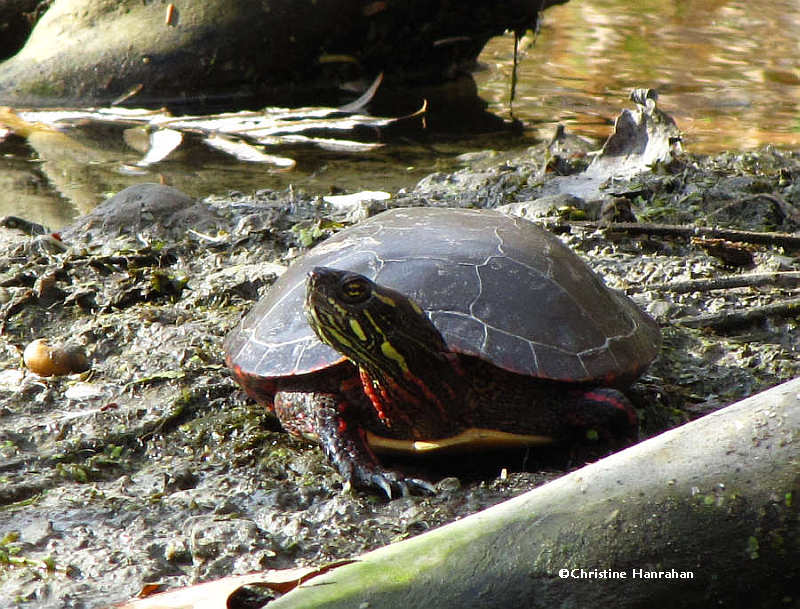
top-left (1, 143), bottom-right (799, 608)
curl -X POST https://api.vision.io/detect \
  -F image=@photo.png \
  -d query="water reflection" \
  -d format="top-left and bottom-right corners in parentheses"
top-left (2, 0), bottom-right (799, 226)
top-left (476, 0), bottom-right (800, 152)
top-left (0, 77), bottom-right (523, 228)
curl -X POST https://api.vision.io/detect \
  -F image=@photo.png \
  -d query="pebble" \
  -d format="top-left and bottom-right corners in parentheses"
top-left (22, 339), bottom-right (90, 376)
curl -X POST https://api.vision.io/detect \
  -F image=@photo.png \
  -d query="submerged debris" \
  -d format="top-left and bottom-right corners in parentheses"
top-left (0, 75), bottom-right (425, 171)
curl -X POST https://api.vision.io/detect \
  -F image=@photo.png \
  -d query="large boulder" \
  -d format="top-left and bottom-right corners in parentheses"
top-left (0, 0), bottom-right (562, 108)
top-left (0, 0), bottom-right (43, 60)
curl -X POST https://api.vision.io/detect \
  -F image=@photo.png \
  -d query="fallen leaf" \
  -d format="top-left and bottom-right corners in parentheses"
top-left (112, 562), bottom-right (355, 609)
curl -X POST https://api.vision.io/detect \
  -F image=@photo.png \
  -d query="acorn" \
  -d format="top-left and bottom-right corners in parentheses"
top-left (23, 339), bottom-right (90, 377)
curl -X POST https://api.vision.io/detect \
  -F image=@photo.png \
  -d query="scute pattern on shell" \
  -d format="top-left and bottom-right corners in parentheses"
top-left (223, 207), bottom-right (660, 385)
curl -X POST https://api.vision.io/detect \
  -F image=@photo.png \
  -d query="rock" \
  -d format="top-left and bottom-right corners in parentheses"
top-left (23, 338), bottom-right (90, 376)
top-left (0, 0), bottom-right (562, 108)
top-left (0, 0), bottom-right (42, 60)
top-left (499, 194), bottom-right (589, 220)
top-left (61, 183), bottom-right (221, 243)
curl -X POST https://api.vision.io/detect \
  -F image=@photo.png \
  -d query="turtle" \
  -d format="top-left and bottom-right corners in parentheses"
top-left (224, 207), bottom-right (660, 497)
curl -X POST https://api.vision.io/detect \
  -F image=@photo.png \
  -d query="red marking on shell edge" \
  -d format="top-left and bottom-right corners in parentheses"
top-left (584, 390), bottom-right (637, 426)
top-left (230, 364), bottom-right (278, 410)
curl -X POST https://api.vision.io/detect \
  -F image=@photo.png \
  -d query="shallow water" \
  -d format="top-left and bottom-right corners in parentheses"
top-left (1, 0), bottom-right (799, 227)
top-left (478, 0), bottom-right (800, 153)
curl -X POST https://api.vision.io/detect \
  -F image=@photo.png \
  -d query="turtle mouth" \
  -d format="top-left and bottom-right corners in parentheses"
top-left (304, 267), bottom-right (325, 308)
top-left (304, 268), bottom-right (333, 333)
top-left (305, 267), bottom-right (347, 314)
top-left (304, 267), bottom-right (364, 349)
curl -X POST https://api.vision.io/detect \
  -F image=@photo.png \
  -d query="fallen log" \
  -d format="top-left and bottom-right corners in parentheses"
top-left (266, 377), bottom-right (800, 609)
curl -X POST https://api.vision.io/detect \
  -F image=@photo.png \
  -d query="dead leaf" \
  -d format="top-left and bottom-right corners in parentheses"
top-left (112, 561), bottom-right (355, 609)
top-left (137, 128), bottom-right (183, 167)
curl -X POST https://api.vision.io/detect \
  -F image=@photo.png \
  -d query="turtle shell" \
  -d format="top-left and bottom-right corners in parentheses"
top-left (224, 207), bottom-right (660, 385)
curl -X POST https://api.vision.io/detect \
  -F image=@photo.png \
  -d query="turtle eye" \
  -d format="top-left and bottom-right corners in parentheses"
top-left (340, 276), bottom-right (370, 304)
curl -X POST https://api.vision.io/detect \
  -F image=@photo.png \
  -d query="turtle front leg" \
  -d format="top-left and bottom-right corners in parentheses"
top-left (274, 391), bottom-right (434, 498)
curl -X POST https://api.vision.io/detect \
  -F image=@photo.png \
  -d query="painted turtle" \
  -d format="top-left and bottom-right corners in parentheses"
top-left (224, 207), bottom-right (660, 496)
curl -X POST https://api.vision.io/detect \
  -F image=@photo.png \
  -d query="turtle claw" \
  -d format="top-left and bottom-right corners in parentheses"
top-left (404, 477), bottom-right (436, 496)
top-left (378, 475), bottom-right (435, 499)
top-left (311, 402), bottom-right (435, 498)
top-left (356, 467), bottom-right (435, 499)
top-left (370, 473), bottom-right (394, 499)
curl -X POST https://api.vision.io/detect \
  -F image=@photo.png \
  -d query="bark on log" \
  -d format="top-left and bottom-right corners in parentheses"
top-left (267, 378), bottom-right (800, 609)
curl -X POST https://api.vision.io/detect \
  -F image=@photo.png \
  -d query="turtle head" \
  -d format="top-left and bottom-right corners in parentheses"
top-left (305, 267), bottom-right (459, 436)
top-left (304, 267), bottom-right (446, 372)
